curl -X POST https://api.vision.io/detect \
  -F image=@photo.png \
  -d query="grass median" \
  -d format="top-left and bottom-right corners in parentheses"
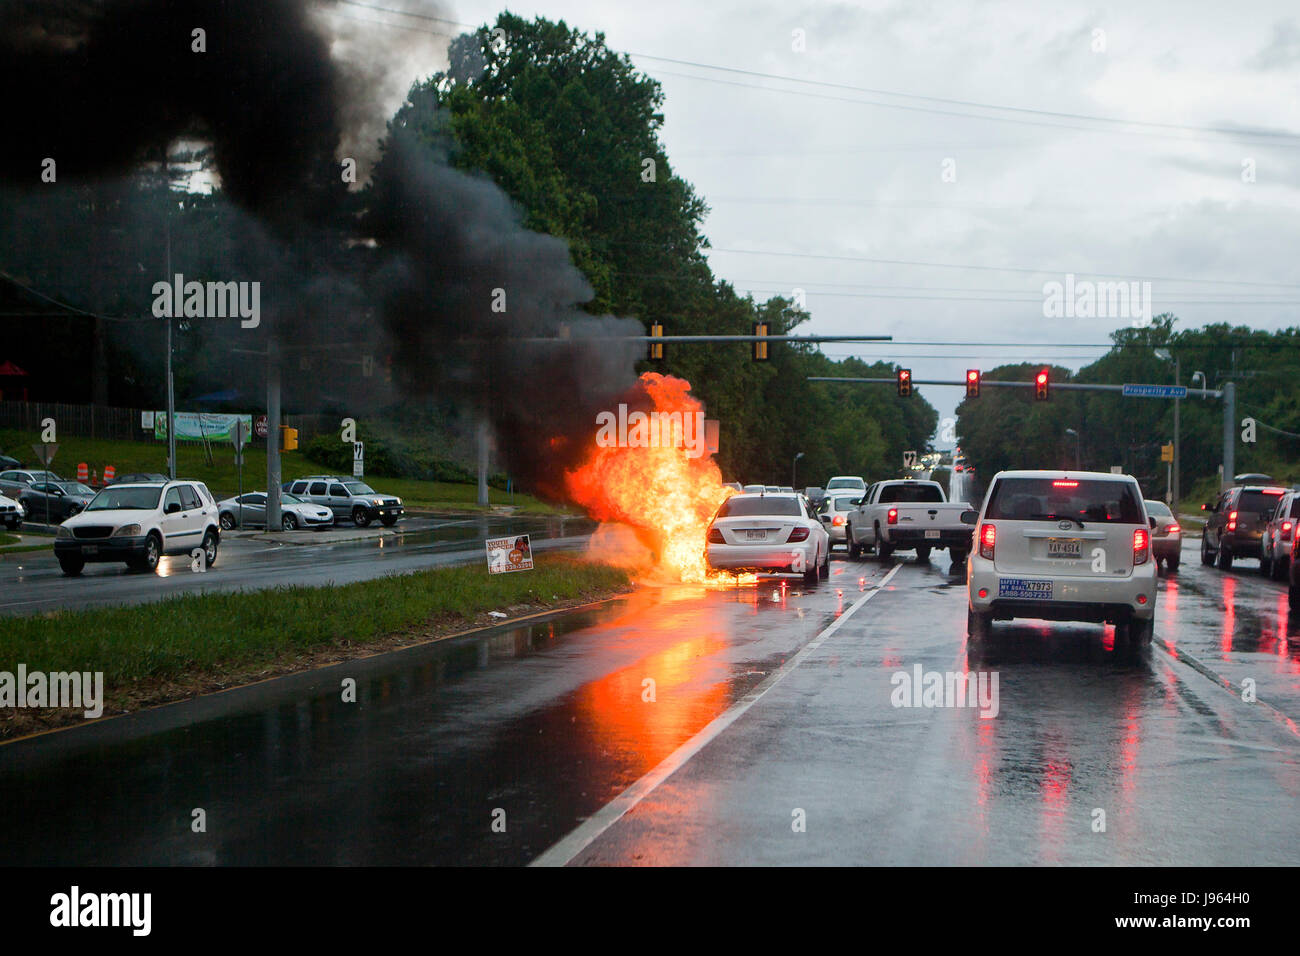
top-left (0, 556), bottom-right (633, 740)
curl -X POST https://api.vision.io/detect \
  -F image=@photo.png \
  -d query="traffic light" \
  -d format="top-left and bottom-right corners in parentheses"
top-left (281, 426), bottom-right (298, 452)
top-left (1034, 368), bottom-right (1049, 401)
top-left (966, 369), bottom-right (980, 398)
top-left (752, 321), bottom-right (769, 361)
top-left (897, 368), bottom-right (912, 397)
top-left (648, 321), bottom-right (664, 360)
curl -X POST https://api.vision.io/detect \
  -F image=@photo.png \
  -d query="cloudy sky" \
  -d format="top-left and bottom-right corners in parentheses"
top-left (326, 0), bottom-right (1300, 432)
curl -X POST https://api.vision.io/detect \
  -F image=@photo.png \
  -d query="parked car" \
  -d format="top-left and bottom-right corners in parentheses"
top-left (1143, 500), bottom-right (1182, 571)
top-left (816, 491), bottom-right (860, 550)
top-left (283, 476), bottom-right (403, 527)
top-left (966, 470), bottom-right (1157, 645)
top-left (847, 479), bottom-right (974, 563)
top-left (218, 492), bottom-right (335, 531)
top-left (705, 492), bottom-right (830, 584)
top-left (1260, 489), bottom-right (1300, 580)
top-left (1201, 484), bottom-right (1287, 570)
top-left (0, 492), bottom-right (25, 530)
top-left (0, 453), bottom-right (20, 471)
top-left (0, 468), bottom-right (62, 499)
top-left (54, 479), bottom-right (221, 575)
top-left (19, 480), bottom-right (96, 523)
top-left (107, 472), bottom-right (170, 485)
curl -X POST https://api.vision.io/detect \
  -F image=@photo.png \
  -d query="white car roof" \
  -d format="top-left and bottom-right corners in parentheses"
top-left (991, 469), bottom-right (1136, 482)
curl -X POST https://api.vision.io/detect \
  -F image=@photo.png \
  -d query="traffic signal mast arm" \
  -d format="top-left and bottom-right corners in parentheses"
top-left (809, 376), bottom-right (1224, 397)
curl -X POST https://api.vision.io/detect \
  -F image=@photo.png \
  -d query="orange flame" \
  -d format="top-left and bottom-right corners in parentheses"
top-left (565, 372), bottom-right (739, 584)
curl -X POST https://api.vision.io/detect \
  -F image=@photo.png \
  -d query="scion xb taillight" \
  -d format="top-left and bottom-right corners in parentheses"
top-left (887, 508), bottom-right (898, 525)
top-left (787, 526), bottom-right (810, 542)
top-left (707, 527), bottom-right (724, 544)
top-left (1133, 527), bottom-right (1150, 565)
top-left (979, 523), bottom-right (996, 560)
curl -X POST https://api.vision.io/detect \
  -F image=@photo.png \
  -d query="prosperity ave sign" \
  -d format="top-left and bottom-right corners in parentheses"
top-left (1122, 384), bottom-right (1187, 399)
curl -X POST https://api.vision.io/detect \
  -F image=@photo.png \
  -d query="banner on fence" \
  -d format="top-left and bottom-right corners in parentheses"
top-left (153, 412), bottom-right (253, 443)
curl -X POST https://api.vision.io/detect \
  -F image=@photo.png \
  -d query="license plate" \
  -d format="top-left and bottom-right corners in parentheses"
top-left (925, 529), bottom-right (940, 539)
top-left (745, 530), bottom-right (766, 541)
top-left (1047, 539), bottom-right (1082, 559)
top-left (82, 545), bottom-right (98, 555)
top-left (999, 578), bottom-right (1053, 600)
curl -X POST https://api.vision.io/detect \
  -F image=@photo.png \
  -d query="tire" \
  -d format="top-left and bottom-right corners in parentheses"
top-left (802, 555), bottom-right (818, 586)
top-left (916, 546), bottom-right (932, 562)
top-left (1122, 615), bottom-right (1154, 646)
top-left (58, 555), bottom-right (84, 576)
top-left (201, 530), bottom-right (218, 568)
top-left (379, 515), bottom-right (398, 527)
top-left (282, 513), bottom-right (298, 531)
top-left (967, 607), bottom-right (992, 643)
top-left (128, 533), bottom-right (162, 573)
top-left (876, 526), bottom-right (894, 562)
top-left (4, 518), bottom-right (17, 531)
top-left (1271, 555), bottom-right (1288, 581)
top-left (1165, 554), bottom-right (1180, 573)
top-left (819, 547), bottom-right (830, 579)
top-left (352, 506), bottom-right (372, 528)
top-left (1216, 547), bottom-right (1233, 571)
top-left (1261, 553), bottom-right (1273, 577)
top-left (847, 528), bottom-right (862, 560)
top-left (220, 511), bottom-right (236, 531)
top-left (1200, 535), bottom-right (1213, 566)
top-left (950, 549), bottom-right (968, 567)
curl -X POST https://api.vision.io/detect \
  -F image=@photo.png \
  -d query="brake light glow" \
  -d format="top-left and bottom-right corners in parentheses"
top-left (787, 526), bottom-right (810, 542)
top-left (707, 527), bottom-right (724, 544)
top-left (1284, 522), bottom-right (1293, 534)
top-left (1133, 527), bottom-right (1149, 565)
top-left (832, 515), bottom-right (845, 526)
top-left (1227, 509), bottom-right (1237, 532)
top-left (1168, 523), bottom-right (1180, 534)
top-left (1052, 480), bottom-right (1079, 488)
top-left (887, 508), bottom-right (898, 525)
top-left (979, 523), bottom-right (996, 560)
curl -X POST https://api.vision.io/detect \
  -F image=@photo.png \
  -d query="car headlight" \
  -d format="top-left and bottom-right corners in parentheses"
top-left (56, 525), bottom-right (74, 539)
top-left (112, 524), bottom-right (142, 537)
top-left (373, 498), bottom-right (384, 506)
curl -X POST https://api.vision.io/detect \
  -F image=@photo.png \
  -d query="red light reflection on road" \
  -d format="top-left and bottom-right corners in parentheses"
top-left (1221, 577), bottom-right (1236, 657)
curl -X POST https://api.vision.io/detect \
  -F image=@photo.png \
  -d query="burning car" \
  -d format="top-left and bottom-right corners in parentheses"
top-left (705, 492), bottom-right (830, 584)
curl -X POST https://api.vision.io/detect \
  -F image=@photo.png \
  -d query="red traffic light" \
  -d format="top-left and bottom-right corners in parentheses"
top-left (966, 369), bottom-right (980, 397)
top-left (897, 368), bottom-right (912, 397)
top-left (1035, 368), bottom-right (1050, 400)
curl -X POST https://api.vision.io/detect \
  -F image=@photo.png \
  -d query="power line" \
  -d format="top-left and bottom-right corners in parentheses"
top-left (333, 0), bottom-right (476, 30)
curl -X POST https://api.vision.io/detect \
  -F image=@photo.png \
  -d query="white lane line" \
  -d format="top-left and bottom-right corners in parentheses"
top-left (529, 562), bottom-right (904, 867)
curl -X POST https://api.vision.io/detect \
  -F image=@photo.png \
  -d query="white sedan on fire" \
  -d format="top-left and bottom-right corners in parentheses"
top-left (706, 492), bottom-right (830, 584)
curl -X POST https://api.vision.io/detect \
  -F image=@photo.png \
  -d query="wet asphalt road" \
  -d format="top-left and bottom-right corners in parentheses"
top-left (3, 539), bottom-right (1299, 865)
top-left (0, 513), bottom-right (594, 616)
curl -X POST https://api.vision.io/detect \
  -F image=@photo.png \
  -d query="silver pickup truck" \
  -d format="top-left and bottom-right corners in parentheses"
top-left (847, 479), bottom-right (975, 562)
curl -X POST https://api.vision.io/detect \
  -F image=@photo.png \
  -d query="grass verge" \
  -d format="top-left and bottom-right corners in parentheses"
top-left (0, 556), bottom-right (633, 741)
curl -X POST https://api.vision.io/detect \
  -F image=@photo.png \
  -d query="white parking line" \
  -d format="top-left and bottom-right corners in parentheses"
top-left (529, 562), bottom-right (903, 867)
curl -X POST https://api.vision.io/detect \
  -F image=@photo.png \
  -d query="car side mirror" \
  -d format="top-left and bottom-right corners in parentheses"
top-left (960, 510), bottom-right (978, 525)
top-left (851, 498), bottom-right (861, 506)
top-left (1148, 516), bottom-right (1157, 529)
top-left (166, 502), bottom-right (181, 514)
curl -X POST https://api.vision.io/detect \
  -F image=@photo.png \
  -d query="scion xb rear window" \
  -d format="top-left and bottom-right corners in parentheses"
top-left (1237, 489), bottom-right (1284, 514)
top-left (717, 496), bottom-right (802, 517)
top-left (985, 478), bottom-right (1143, 524)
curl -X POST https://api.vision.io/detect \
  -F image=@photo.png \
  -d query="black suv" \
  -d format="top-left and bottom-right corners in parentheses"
top-left (1201, 484), bottom-right (1287, 570)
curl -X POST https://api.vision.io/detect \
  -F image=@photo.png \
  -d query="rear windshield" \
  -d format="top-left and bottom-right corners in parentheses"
top-left (1145, 501), bottom-right (1172, 516)
top-left (985, 477), bottom-right (1143, 524)
top-left (879, 484), bottom-right (944, 503)
top-left (1238, 489), bottom-right (1284, 514)
top-left (826, 478), bottom-right (864, 490)
top-left (717, 496), bottom-right (802, 517)
top-left (831, 496), bottom-right (859, 510)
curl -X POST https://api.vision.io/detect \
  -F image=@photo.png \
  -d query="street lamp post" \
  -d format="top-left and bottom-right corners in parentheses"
top-left (792, 451), bottom-right (805, 489)
top-left (1065, 428), bottom-right (1081, 471)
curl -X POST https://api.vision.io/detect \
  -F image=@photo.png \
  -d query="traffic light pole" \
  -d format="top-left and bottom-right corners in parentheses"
top-left (266, 338), bottom-right (282, 533)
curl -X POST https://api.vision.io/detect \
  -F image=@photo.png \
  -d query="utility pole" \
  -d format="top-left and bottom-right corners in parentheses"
top-left (476, 418), bottom-right (489, 508)
top-left (164, 222), bottom-right (176, 480)
top-left (266, 338), bottom-right (282, 531)
top-left (1173, 356), bottom-right (1180, 506)
top-left (1222, 381), bottom-right (1235, 490)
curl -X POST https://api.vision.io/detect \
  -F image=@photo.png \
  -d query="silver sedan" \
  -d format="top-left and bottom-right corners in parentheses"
top-left (218, 492), bottom-right (334, 531)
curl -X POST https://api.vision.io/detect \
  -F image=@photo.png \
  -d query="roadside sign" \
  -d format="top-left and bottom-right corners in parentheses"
top-left (254, 415), bottom-right (269, 439)
top-left (353, 441), bottom-right (364, 477)
top-left (486, 534), bottom-right (533, 574)
top-left (141, 411), bottom-right (155, 430)
top-left (230, 419), bottom-right (248, 449)
top-left (31, 443), bottom-right (57, 467)
top-left (903, 450), bottom-right (917, 469)
top-left (1122, 384), bottom-right (1187, 399)
top-left (1160, 443), bottom-right (1174, 463)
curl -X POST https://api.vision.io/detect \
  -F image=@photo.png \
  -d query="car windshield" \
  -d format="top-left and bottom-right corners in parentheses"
top-left (879, 484), bottom-right (944, 503)
top-left (1145, 501), bottom-right (1172, 516)
top-left (826, 478), bottom-right (863, 490)
top-left (281, 493), bottom-right (303, 504)
top-left (86, 487), bottom-right (163, 511)
top-left (985, 477), bottom-right (1143, 524)
top-left (717, 496), bottom-right (802, 518)
top-left (344, 481), bottom-right (376, 495)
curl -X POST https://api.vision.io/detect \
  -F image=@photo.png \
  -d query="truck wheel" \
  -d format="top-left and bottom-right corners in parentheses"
top-left (876, 525), bottom-right (893, 561)
top-left (916, 546), bottom-right (932, 562)
top-left (950, 549), bottom-right (968, 567)
top-left (819, 548), bottom-right (829, 578)
top-left (380, 515), bottom-right (398, 527)
top-left (352, 506), bottom-right (372, 528)
top-left (1122, 616), bottom-right (1154, 647)
top-left (1165, 554), bottom-right (1180, 573)
top-left (847, 528), bottom-right (862, 560)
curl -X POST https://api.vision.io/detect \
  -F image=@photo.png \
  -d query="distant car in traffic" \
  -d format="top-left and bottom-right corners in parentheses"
top-left (816, 492), bottom-right (859, 550)
top-left (18, 480), bottom-right (96, 523)
top-left (742, 484), bottom-right (765, 494)
top-left (825, 475), bottom-right (866, 494)
top-left (218, 492), bottom-right (335, 531)
top-left (283, 476), bottom-right (403, 527)
top-left (705, 492), bottom-right (830, 584)
top-left (847, 479), bottom-right (974, 563)
top-left (1143, 500), bottom-right (1181, 571)
top-left (107, 472), bottom-right (170, 485)
top-left (803, 486), bottom-right (826, 508)
top-left (1201, 484), bottom-right (1286, 570)
top-left (966, 471), bottom-right (1157, 645)
top-left (1260, 489), bottom-right (1300, 580)
top-left (0, 453), bottom-right (20, 471)
top-left (55, 479), bottom-right (221, 575)
top-left (0, 468), bottom-right (62, 499)
top-left (0, 492), bottom-right (24, 530)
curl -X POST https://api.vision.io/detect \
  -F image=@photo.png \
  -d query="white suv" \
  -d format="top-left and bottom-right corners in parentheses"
top-left (55, 480), bottom-right (221, 575)
top-left (966, 470), bottom-right (1157, 644)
